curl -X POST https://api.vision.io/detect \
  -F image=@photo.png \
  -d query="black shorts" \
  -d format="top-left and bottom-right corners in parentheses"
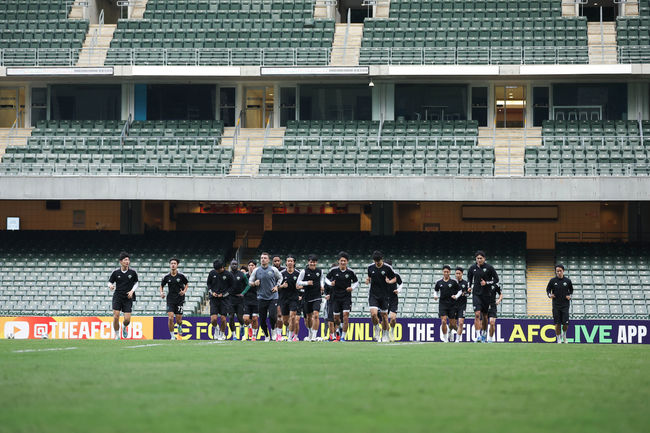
top-left (280, 298), bottom-right (300, 316)
top-left (455, 299), bottom-right (467, 319)
top-left (553, 304), bottom-right (570, 325)
top-left (210, 297), bottom-right (230, 316)
top-left (488, 302), bottom-right (498, 318)
top-left (368, 293), bottom-right (389, 312)
top-left (473, 294), bottom-right (490, 314)
top-left (304, 298), bottom-right (321, 315)
top-left (243, 299), bottom-right (259, 316)
top-left (388, 294), bottom-right (398, 314)
top-left (439, 301), bottom-right (455, 318)
top-left (112, 292), bottom-right (133, 313)
top-left (230, 295), bottom-right (245, 317)
top-left (166, 299), bottom-right (185, 315)
top-left (331, 295), bottom-right (352, 315)
top-left (327, 299), bottom-right (334, 322)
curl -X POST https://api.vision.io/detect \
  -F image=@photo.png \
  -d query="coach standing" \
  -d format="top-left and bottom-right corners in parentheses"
top-left (546, 264), bottom-right (574, 344)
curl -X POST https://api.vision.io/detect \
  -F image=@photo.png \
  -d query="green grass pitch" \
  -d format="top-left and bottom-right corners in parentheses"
top-left (1, 340), bottom-right (649, 433)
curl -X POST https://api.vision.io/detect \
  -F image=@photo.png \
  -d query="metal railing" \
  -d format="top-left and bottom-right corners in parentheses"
top-left (8, 45), bottom-right (650, 67)
top-left (359, 45), bottom-right (626, 65)
top-left (556, 232), bottom-right (630, 242)
top-left (120, 114), bottom-right (132, 145)
top-left (233, 111), bottom-right (242, 147)
top-left (0, 163), bottom-right (232, 177)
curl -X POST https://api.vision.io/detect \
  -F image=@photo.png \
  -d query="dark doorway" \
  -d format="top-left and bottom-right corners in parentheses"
top-left (582, 0), bottom-right (617, 22)
top-left (338, 0), bottom-right (373, 23)
top-left (147, 85), bottom-right (216, 120)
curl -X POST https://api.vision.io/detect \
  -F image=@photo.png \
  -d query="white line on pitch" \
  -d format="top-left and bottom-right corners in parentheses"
top-left (13, 347), bottom-right (79, 353)
top-left (123, 343), bottom-right (164, 349)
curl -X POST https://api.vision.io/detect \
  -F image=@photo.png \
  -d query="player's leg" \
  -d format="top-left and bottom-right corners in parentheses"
top-left (288, 309), bottom-right (298, 341)
top-left (210, 314), bottom-right (219, 340)
top-left (258, 300), bottom-right (270, 340)
top-left (561, 307), bottom-right (570, 343)
top-left (473, 293), bottom-right (482, 342)
top-left (441, 315), bottom-right (449, 342)
top-left (251, 312), bottom-right (260, 341)
top-left (553, 306), bottom-right (562, 343)
top-left (282, 302), bottom-right (291, 339)
top-left (456, 316), bottom-right (465, 343)
top-left (388, 294), bottom-right (398, 342)
top-left (167, 311), bottom-right (175, 339)
top-left (311, 301), bottom-right (321, 341)
top-left (488, 317), bottom-right (496, 342)
top-left (122, 312), bottom-right (132, 339)
top-left (380, 311), bottom-right (390, 342)
top-left (269, 300), bottom-right (279, 341)
top-left (175, 313), bottom-right (183, 339)
top-left (112, 309), bottom-right (121, 340)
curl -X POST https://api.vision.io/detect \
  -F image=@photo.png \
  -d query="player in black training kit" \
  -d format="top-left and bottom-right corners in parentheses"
top-left (434, 265), bottom-right (461, 343)
top-left (159, 257), bottom-right (189, 340)
top-left (279, 255), bottom-right (301, 342)
top-left (242, 260), bottom-right (260, 341)
top-left (449, 267), bottom-right (469, 343)
top-left (297, 254), bottom-right (325, 342)
top-left (486, 281), bottom-right (503, 343)
top-left (228, 259), bottom-right (248, 341)
top-left (108, 251), bottom-right (139, 340)
top-left (272, 255), bottom-right (287, 340)
top-left (366, 251), bottom-right (397, 343)
top-left (207, 260), bottom-right (234, 340)
top-left (384, 259), bottom-right (403, 343)
top-left (326, 252), bottom-right (359, 342)
top-left (546, 263), bottom-right (574, 344)
top-left (467, 250), bottom-right (499, 343)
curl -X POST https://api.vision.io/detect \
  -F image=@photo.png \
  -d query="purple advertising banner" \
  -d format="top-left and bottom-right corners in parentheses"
top-left (154, 317), bottom-right (650, 344)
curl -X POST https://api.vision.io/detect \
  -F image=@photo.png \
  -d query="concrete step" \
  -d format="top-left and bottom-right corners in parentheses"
top-left (130, 0), bottom-right (149, 19)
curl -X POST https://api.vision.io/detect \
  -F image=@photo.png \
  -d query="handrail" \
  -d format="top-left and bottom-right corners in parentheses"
top-left (233, 110), bottom-right (242, 147)
top-left (120, 113), bottom-right (132, 145)
top-left (263, 112), bottom-right (273, 146)
top-left (342, 8), bottom-right (351, 62)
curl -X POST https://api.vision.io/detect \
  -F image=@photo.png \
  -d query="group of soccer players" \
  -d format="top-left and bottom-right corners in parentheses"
top-left (108, 249), bottom-right (573, 343)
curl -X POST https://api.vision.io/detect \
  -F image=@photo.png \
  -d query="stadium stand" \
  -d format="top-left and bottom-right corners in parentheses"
top-left (258, 120), bottom-right (494, 176)
top-left (0, 0), bottom-right (88, 66)
top-left (555, 242), bottom-right (650, 319)
top-left (0, 231), bottom-right (234, 316)
top-left (360, 0), bottom-right (589, 65)
top-left (524, 120), bottom-right (650, 176)
top-left (105, 0), bottom-right (336, 66)
top-left (0, 120), bottom-right (233, 176)
top-left (255, 231), bottom-right (527, 318)
top-left (617, 0), bottom-right (650, 63)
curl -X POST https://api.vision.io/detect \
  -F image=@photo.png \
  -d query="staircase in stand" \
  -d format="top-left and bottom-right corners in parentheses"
top-left (223, 127), bottom-right (286, 176)
top-left (478, 127), bottom-right (541, 176)
top-left (77, 24), bottom-right (117, 66)
top-left (330, 23), bottom-right (364, 66)
top-left (526, 250), bottom-right (556, 317)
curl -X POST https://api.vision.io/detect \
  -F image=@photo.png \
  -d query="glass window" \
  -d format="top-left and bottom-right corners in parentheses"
top-left (395, 84), bottom-right (468, 122)
top-left (299, 85), bottom-right (372, 121)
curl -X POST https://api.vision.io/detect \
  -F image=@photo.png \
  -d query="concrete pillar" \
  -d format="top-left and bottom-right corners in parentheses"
top-left (273, 83), bottom-right (280, 128)
top-left (120, 200), bottom-right (144, 235)
top-left (371, 201), bottom-right (394, 236)
top-left (235, 84), bottom-right (244, 123)
top-left (162, 201), bottom-right (171, 231)
top-left (628, 202), bottom-right (650, 242)
top-left (263, 205), bottom-right (273, 231)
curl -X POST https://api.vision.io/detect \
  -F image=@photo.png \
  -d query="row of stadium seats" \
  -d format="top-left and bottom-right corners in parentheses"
top-left (0, 0), bottom-right (87, 66)
top-left (556, 243), bottom-right (650, 318)
top-left (617, 16), bottom-right (650, 62)
top-left (390, 0), bottom-right (561, 16)
top-left (524, 120), bottom-right (650, 176)
top-left (255, 231), bottom-right (528, 318)
top-left (0, 120), bottom-right (233, 176)
top-left (260, 120), bottom-right (490, 176)
top-left (0, 231), bottom-right (234, 316)
top-left (106, 0), bottom-right (334, 66)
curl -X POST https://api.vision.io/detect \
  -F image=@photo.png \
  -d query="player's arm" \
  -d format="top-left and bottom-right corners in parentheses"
top-left (451, 281), bottom-right (462, 300)
top-left (159, 277), bottom-right (166, 299)
top-left (546, 279), bottom-right (555, 298)
top-left (467, 266), bottom-right (474, 293)
top-left (324, 269), bottom-right (334, 287)
top-left (128, 281), bottom-right (138, 299)
top-left (249, 268), bottom-right (261, 287)
top-left (496, 285), bottom-right (503, 305)
top-left (271, 267), bottom-right (282, 292)
top-left (224, 272), bottom-right (234, 296)
top-left (296, 269), bottom-right (309, 287)
top-left (349, 273), bottom-right (359, 292)
top-left (486, 265), bottom-right (499, 285)
top-left (207, 271), bottom-right (218, 297)
top-left (319, 272), bottom-right (325, 292)
top-left (108, 271), bottom-right (116, 291)
top-left (180, 275), bottom-right (189, 296)
top-left (433, 283), bottom-right (440, 301)
top-left (394, 274), bottom-right (403, 294)
top-left (567, 279), bottom-right (573, 300)
top-left (241, 274), bottom-right (251, 295)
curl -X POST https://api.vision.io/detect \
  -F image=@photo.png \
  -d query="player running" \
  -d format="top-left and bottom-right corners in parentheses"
top-left (108, 251), bottom-right (139, 340)
top-left (297, 254), bottom-right (325, 342)
top-left (467, 250), bottom-right (499, 343)
top-left (207, 260), bottom-right (234, 341)
top-left (434, 265), bottom-right (460, 343)
top-left (272, 255), bottom-right (287, 340)
top-left (546, 264), bottom-right (574, 344)
top-left (366, 251), bottom-right (397, 343)
top-left (228, 259), bottom-right (248, 340)
top-left (159, 257), bottom-right (188, 340)
top-left (242, 260), bottom-right (260, 341)
top-left (450, 267), bottom-right (469, 343)
top-left (325, 252), bottom-right (359, 342)
top-left (249, 252), bottom-right (283, 342)
top-left (384, 259), bottom-right (403, 343)
top-left (486, 282), bottom-right (503, 343)
top-left (279, 255), bottom-right (301, 342)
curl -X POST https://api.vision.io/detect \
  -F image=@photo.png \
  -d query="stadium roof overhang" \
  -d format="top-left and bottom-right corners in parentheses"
top-left (1, 176), bottom-right (649, 202)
